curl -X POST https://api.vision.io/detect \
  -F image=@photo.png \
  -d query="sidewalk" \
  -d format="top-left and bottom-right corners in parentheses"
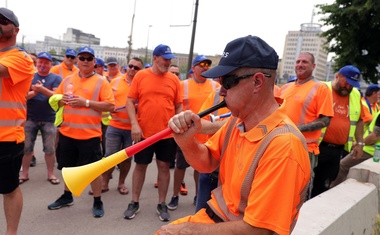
top-left (0, 136), bottom-right (197, 235)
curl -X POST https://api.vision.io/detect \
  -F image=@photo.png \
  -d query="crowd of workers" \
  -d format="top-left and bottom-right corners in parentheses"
top-left (2, 7), bottom-right (380, 235)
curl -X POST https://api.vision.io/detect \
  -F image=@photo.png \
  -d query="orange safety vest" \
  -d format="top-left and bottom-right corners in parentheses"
top-left (60, 74), bottom-right (105, 139)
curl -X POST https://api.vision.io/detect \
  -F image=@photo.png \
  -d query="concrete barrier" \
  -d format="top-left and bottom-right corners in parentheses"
top-left (292, 178), bottom-right (378, 235)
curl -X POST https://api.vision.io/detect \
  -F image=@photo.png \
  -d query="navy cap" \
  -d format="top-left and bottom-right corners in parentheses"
top-left (65, 48), bottom-right (77, 57)
top-left (0, 8), bottom-right (19, 27)
top-left (106, 57), bottom-right (118, 65)
top-left (153, 44), bottom-right (175, 59)
top-left (77, 46), bottom-right (95, 57)
top-left (366, 84), bottom-right (380, 93)
top-left (202, 35), bottom-right (278, 78)
top-left (192, 55), bottom-right (211, 66)
top-left (95, 58), bottom-right (105, 67)
top-left (37, 52), bottom-right (52, 62)
top-left (339, 65), bottom-right (361, 88)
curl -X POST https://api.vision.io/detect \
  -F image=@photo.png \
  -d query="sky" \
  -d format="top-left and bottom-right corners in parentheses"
top-left (3, 0), bottom-right (334, 58)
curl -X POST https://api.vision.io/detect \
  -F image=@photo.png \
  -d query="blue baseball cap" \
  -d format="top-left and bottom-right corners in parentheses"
top-left (288, 76), bottom-right (297, 83)
top-left (339, 65), bottom-right (361, 88)
top-left (366, 84), bottom-right (380, 93)
top-left (192, 55), bottom-right (212, 66)
top-left (65, 48), bottom-right (77, 57)
top-left (77, 46), bottom-right (95, 57)
top-left (0, 8), bottom-right (19, 27)
top-left (144, 63), bottom-right (152, 68)
top-left (202, 35), bottom-right (278, 78)
top-left (188, 69), bottom-right (193, 75)
top-left (95, 58), bottom-right (105, 67)
top-left (153, 44), bottom-right (175, 59)
top-left (37, 52), bottom-right (52, 62)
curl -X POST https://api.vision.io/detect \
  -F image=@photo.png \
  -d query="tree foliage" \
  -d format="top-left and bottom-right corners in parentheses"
top-left (316, 0), bottom-right (380, 83)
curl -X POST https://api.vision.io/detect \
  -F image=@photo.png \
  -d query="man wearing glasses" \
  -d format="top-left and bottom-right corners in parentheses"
top-left (48, 46), bottom-right (115, 218)
top-left (125, 44), bottom-right (182, 222)
top-left (0, 8), bottom-right (35, 235)
top-left (158, 35), bottom-right (310, 235)
top-left (167, 55), bottom-right (220, 211)
top-left (50, 48), bottom-right (79, 79)
top-left (101, 57), bottom-right (144, 195)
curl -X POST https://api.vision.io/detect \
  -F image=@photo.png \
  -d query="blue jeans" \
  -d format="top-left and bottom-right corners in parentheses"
top-left (195, 172), bottom-right (218, 213)
top-left (105, 126), bottom-right (133, 157)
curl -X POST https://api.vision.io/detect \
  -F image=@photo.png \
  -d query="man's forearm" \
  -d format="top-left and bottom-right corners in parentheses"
top-left (298, 116), bottom-right (330, 132)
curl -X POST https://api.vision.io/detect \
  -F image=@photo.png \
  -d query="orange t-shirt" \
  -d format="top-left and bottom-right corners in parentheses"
top-left (181, 79), bottom-right (221, 143)
top-left (55, 73), bottom-right (114, 139)
top-left (361, 97), bottom-right (374, 123)
top-left (204, 100), bottom-right (310, 235)
top-left (50, 62), bottom-right (79, 80)
top-left (109, 75), bottom-right (132, 130)
top-left (323, 90), bottom-right (365, 144)
top-left (128, 69), bottom-right (182, 138)
top-left (0, 48), bottom-right (35, 143)
top-left (279, 79), bottom-right (334, 154)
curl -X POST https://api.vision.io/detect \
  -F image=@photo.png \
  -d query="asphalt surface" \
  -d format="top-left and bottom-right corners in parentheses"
top-left (0, 135), bottom-right (197, 235)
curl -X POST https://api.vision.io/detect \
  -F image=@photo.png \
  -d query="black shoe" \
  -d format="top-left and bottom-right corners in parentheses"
top-left (30, 155), bottom-right (36, 167)
top-left (157, 202), bottom-right (170, 221)
top-left (93, 201), bottom-right (104, 218)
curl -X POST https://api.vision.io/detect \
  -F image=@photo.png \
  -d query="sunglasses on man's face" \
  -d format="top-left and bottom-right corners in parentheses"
top-left (171, 71), bottom-right (180, 76)
top-left (94, 65), bottom-right (103, 68)
top-left (66, 55), bottom-right (76, 60)
top-left (0, 17), bottom-right (12, 26)
top-left (128, 64), bottom-right (141, 71)
top-left (197, 62), bottom-right (210, 68)
top-left (221, 72), bottom-right (271, 90)
top-left (78, 56), bottom-right (94, 62)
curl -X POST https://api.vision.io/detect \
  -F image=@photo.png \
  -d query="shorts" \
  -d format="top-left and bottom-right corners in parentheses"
top-left (0, 142), bottom-right (24, 194)
top-left (175, 147), bottom-right (190, 169)
top-left (24, 120), bottom-right (56, 154)
top-left (56, 133), bottom-right (102, 170)
top-left (105, 125), bottom-right (132, 162)
top-left (134, 138), bottom-right (176, 165)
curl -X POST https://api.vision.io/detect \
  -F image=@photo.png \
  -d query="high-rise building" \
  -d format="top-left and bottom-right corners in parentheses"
top-left (279, 22), bottom-right (328, 84)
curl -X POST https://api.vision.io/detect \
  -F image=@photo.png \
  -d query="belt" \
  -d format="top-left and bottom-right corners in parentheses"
top-left (320, 141), bottom-right (344, 148)
top-left (205, 204), bottom-right (224, 223)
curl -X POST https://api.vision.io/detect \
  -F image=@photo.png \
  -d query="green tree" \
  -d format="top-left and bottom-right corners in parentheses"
top-left (316, 0), bottom-right (380, 83)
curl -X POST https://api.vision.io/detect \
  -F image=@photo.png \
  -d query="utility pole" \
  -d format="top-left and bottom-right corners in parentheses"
top-left (127, 0), bottom-right (137, 62)
top-left (186, 0), bottom-right (199, 79)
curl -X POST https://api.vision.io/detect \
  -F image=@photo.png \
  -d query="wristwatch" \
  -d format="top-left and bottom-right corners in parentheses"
top-left (85, 99), bottom-right (90, 107)
top-left (357, 142), bottom-right (365, 146)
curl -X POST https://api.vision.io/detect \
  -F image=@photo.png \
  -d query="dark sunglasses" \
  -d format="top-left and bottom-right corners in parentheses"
top-left (94, 65), bottom-right (103, 68)
top-left (0, 17), bottom-right (11, 26)
top-left (171, 71), bottom-right (180, 76)
top-left (221, 72), bottom-right (271, 90)
top-left (128, 64), bottom-right (141, 70)
top-left (197, 62), bottom-right (210, 68)
top-left (78, 56), bottom-right (94, 62)
top-left (66, 55), bottom-right (76, 60)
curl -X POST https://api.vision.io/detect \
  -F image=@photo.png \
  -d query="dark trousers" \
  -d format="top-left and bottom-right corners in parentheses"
top-left (311, 142), bottom-right (344, 198)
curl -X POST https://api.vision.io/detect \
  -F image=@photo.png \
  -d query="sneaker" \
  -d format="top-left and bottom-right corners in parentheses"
top-left (93, 201), bottom-right (104, 218)
top-left (124, 201), bottom-right (140, 219)
top-left (193, 196), bottom-right (197, 205)
top-left (48, 195), bottom-right (73, 210)
top-left (180, 182), bottom-right (188, 195)
top-left (30, 155), bottom-right (36, 167)
top-left (157, 202), bottom-right (170, 222)
top-left (167, 196), bottom-right (179, 210)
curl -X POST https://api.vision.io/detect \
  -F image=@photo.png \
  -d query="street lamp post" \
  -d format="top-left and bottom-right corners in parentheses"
top-left (145, 25), bottom-right (152, 64)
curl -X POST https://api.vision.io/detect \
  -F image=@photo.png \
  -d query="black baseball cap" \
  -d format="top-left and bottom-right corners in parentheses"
top-left (0, 8), bottom-right (19, 27)
top-left (202, 35), bottom-right (278, 78)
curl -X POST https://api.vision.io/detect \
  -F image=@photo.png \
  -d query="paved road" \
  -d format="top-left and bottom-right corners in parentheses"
top-left (0, 136), bottom-right (197, 235)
